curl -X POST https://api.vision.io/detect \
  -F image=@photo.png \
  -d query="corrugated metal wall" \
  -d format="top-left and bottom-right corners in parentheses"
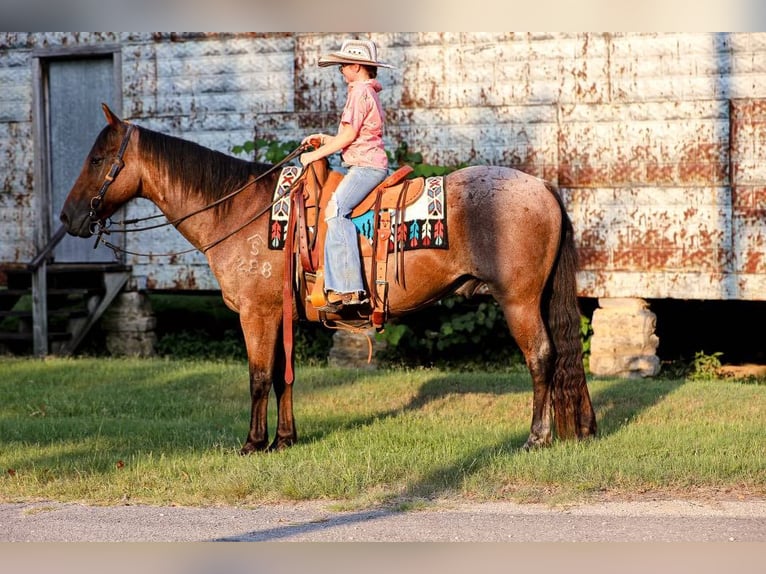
top-left (1, 32), bottom-right (764, 300)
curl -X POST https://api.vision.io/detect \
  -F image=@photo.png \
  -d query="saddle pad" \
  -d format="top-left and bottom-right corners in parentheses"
top-left (268, 167), bottom-right (448, 252)
top-left (353, 176), bottom-right (448, 252)
top-left (268, 166), bottom-right (301, 249)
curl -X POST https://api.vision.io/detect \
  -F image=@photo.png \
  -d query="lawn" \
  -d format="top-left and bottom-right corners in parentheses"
top-left (1, 356), bottom-right (763, 508)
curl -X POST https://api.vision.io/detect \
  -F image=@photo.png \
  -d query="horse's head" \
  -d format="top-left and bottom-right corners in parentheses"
top-left (60, 103), bottom-right (141, 237)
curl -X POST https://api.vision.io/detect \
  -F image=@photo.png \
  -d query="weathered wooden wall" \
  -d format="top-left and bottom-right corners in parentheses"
top-left (1, 32), bottom-right (765, 300)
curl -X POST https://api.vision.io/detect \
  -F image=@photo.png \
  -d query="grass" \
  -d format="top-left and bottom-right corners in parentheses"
top-left (0, 356), bottom-right (764, 508)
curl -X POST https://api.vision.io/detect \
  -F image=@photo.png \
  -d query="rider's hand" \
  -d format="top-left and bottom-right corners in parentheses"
top-left (301, 133), bottom-right (323, 148)
top-left (300, 151), bottom-right (316, 167)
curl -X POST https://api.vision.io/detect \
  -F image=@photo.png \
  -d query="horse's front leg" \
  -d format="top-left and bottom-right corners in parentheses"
top-left (239, 312), bottom-right (296, 454)
top-left (268, 323), bottom-right (297, 451)
top-left (241, 365), bottom-right (272, 454)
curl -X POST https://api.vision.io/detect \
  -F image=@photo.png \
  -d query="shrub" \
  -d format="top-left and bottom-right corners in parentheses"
top-left (149, 294), bottom-right (333, 364)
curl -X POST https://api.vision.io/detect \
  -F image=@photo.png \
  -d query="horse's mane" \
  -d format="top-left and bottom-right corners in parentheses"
top-left (135, 126), bottom-right (273, 211)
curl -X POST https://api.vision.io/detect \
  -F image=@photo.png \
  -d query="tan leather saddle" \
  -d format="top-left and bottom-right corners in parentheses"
top-left (288, 159), bottom-right (425, 329)
top-left (280, 159), bottom-right (425, 384)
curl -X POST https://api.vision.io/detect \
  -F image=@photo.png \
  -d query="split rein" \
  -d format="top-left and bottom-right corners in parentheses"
top-left (89, 124), bottom-right (311, 259)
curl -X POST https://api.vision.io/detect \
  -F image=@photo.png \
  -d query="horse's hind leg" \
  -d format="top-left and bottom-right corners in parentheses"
top-left (500, 300), bottom-right (555, 449)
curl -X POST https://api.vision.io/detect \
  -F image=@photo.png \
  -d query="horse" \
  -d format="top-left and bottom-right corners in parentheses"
top-left (60, 104), bottom-right (596, 454)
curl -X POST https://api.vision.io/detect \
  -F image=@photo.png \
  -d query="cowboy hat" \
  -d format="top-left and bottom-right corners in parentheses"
top-left (318, 39), bottom-right (393, 68)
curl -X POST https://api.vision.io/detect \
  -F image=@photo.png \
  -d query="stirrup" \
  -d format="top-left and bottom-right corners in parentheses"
top-left (316, 291), bottom-right (368, 312)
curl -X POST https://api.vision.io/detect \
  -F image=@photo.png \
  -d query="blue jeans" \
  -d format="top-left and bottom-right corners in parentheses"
top-left (323, 165), bottom-right (387, 294)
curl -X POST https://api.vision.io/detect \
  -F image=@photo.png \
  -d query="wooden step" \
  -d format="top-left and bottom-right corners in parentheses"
top-left (0, 308), bottom-right (88, 319)
top-left (0, 264), bottom-right (131, 356)
top-left (0, 288), bottom-right (97, 297)
top-left (0, 331), bottom-right (71, 342)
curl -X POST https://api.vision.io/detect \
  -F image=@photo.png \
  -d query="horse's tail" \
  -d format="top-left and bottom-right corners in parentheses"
top-left (544, 184), bottom-right (597, 440)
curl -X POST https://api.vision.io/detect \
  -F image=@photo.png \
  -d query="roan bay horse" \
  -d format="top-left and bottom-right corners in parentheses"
top-left (60, 104), bottom-right (596, 453)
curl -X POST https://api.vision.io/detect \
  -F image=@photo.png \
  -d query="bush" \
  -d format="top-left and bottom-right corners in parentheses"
top-left (376, 295), bottom-right (524, 370)
top-left (155, 329), bottom-right (244, 360)
top-left (149, 294), bottom-right (333, 364)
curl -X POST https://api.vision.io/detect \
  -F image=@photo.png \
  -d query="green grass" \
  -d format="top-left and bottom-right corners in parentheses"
top-left (1, 356), bottom-right (764, 508)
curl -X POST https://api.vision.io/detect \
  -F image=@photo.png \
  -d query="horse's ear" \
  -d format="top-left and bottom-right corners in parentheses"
top-left (101, 103), bottom-right (122, 127)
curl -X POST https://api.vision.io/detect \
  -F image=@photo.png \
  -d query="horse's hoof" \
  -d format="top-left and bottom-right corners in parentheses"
top-left (579, 422), bottom-right (598, 439)
top-left (522, 436), bottom-right (550, 451)
top-left (239, 441), bottom-right (268, 455)
top-left (577, 429), bottom-right (597, 441)
top-left (267, 437), bottom-right (296, 452)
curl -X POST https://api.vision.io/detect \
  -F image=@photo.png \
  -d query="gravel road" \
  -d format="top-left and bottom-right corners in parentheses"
top-left (3, 498), bottom-right (765, 542)
top-left (4, 499), bottom-right (765, 574)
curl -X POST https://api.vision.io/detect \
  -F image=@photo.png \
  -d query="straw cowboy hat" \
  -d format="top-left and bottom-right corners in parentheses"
top-left (318, 39), bottom-right (394, 68)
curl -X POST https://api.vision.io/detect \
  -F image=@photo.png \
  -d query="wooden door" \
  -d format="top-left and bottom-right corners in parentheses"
top-left (38, 52), bottom-right (124, 263)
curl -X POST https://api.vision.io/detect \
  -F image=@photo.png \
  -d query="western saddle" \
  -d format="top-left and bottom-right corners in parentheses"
top-left (284, 158), bottom-right (425, 331)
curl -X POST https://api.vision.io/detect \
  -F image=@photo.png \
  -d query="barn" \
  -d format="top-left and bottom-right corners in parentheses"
top-left (1, 32), bottom-right (764, 375)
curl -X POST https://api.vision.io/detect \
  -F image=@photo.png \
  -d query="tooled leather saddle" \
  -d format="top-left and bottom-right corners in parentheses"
top-left (279, 158), bottom-right (434, 385)
top-left (283, 158), bottom-right (425, 331)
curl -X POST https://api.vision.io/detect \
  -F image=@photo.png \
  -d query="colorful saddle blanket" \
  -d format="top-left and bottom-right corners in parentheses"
top-left (267, 166), bottom-right (449, 252)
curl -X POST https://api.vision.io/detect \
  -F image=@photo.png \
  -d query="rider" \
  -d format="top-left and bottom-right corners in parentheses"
top-left (300, 38), bottom-right (393, 313)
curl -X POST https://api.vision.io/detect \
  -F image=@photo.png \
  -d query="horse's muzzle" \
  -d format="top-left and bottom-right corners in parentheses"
top-left (59, 208), bottom-right (94, 238)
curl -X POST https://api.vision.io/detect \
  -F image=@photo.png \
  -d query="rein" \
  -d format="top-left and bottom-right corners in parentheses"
top-left (89, 123), bottom-right (309, 258)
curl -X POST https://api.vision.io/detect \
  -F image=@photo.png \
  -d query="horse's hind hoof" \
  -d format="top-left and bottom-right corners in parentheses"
top-left (239, 441), bottom-right (268, 455)
top-left (522, 436), bottom-right (550, 451)
top-left (267, 437), bottom-right (297, 452)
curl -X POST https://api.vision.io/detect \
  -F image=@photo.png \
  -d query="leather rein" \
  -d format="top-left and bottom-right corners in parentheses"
top-left (88, 122), bottom-right (309, 258)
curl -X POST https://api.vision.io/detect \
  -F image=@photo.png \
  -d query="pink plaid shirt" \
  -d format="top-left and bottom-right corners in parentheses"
top-left (339, 79), bottom-right (388, 170)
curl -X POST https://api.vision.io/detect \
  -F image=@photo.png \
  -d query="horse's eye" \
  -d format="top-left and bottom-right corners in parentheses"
top-left (90, 156), bottom-right (104, 167)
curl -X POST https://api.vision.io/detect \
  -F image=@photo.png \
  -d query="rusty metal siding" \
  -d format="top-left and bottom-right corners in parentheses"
top-left (1, 32), bottom-right (765, 300)
top-left (118, 33), bottom-right (296, 290)
top-left (731, 99), bottom-right (766, 298)
top-left (0, 41), bottom-right (36, 264)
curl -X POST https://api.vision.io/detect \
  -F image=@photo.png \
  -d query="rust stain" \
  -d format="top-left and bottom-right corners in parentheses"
top-left (743, 249), bottom-right (764, 274)
top-left (559, 138), bottom-right (729, 188)
top-left (646, 248), bottom-right (676, 268)
top-left (733, 187), bottom-right (766, 220)
top-left (577, 248), bottom-right (609, 268)
top-left (682, 248), bottom-right (717, 270)
top-left (578, 226), bottom-right (607, 250)
top-left (558, 162), bottom-right (574, 186)
top-left (172, 269), bottom-right (198, 290)
top-left (612, 248), bottom-right (646, 270)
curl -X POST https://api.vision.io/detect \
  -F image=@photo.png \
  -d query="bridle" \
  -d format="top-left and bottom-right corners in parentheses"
top-left (88, 122), bottom-right (309, 258)
top-left (88, 123), bottom-right (135, 235)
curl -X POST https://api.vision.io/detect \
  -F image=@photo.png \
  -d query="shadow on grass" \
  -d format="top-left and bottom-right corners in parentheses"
top-left (296, 370), bottom-right (686, 508)
top-left (293, 367), bottom-right (532, 445)
top-left (2, 358), bottom-right (685, 515)
top-left (589, 375), bottom-right (686, 435)
top-left (374, 374), bottom-right (685, 500)
top-left (213, 375), bottom-right (688, 541)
